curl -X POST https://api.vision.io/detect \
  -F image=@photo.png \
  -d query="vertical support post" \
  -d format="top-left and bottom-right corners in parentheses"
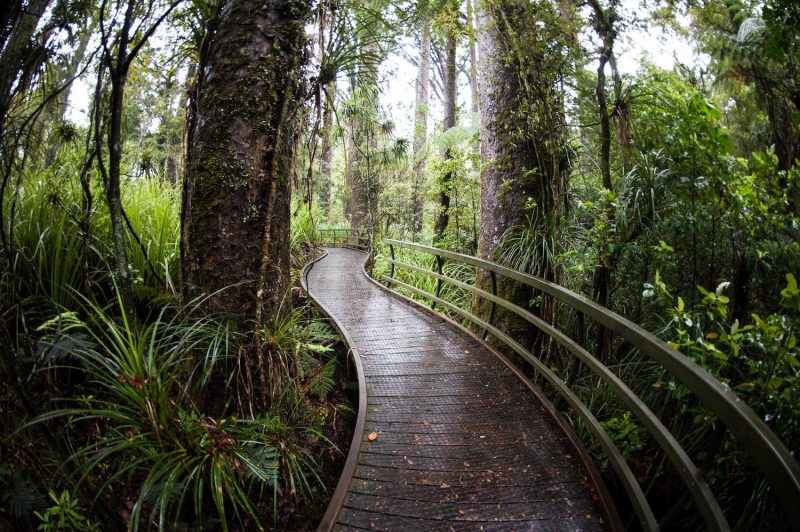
top-left (483, 270), bottom-right (497, 340)
top-left (388, 244), bottom-right (395, 287)
top-left (333, 229), bottom-right (337, 247)
top-left (432, 254), bottom-right (444, 310)
top-left (555, 312), bottom-right (585, 410)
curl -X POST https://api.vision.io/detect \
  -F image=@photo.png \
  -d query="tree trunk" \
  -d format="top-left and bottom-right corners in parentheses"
top-left (318, 82), bottom-right (335, 219)
top-left (466, 0), bottom-right (478, 118)
top-left (0, 0), bottom-right (51, 141)
top-left (433, 27), bottom-right (456, 244)
top-left (589, 0), bottom-right (619, 361)
top-left (344, 74), bottom-right (357, 221)
top-left (411, 14), bottom-right (430, 239)
top-left (44, 21), bottom-right (91, 167)
top-left (349, 38), bottom-right (380, 234)
top-left (103, 0), bottom-right (138, 322)
top-left (182, 0), bottom-right (310, 328)
top-left (473, 0), bottom-right (571, 354)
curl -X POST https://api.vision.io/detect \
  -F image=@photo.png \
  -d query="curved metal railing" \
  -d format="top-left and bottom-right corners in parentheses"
top-left (316, 227), bottom-right (370, 251)
top-left (379, 238), bottom-right (800, 532)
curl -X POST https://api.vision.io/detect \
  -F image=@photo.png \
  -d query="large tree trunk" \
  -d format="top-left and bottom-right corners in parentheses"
top-left (411, 13), bottom-right (430, 240)
top-left (0, 0), bottom-right (51, 141)
top-left (181, 0), bottom-right (310, 328)
top-left (473, 0), bottom-right (571, 354)
top-left (433, 28), bottom-right (456, 244)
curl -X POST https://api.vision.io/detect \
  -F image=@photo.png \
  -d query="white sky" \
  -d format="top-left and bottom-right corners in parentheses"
top-left (67, 2), bottom-right (707, 140)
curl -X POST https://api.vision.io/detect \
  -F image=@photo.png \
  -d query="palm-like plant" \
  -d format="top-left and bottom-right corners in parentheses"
top-left (30, 295), bottom-right (280, 531)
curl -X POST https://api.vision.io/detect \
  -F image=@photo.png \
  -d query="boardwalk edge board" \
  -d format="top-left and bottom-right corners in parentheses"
top-left (301, 251), bottom-right (368, 532)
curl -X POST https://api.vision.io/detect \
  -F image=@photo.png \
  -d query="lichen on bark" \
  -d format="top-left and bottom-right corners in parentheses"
top-left (181, 0), bottom-right (311, 328)
top-left (473, 0), bottom-right (577, 354)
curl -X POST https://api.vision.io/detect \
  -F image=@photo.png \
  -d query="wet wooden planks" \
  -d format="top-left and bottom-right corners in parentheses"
top-left (306, 248), bottom-right (607, 531)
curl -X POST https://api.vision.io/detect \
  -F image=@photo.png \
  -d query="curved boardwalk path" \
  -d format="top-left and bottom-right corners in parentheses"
top-left (307, 248), bottom-right (611, 531)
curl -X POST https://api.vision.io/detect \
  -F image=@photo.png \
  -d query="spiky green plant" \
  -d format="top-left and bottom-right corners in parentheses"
top-left (29, 295), bottom-right (279, 531)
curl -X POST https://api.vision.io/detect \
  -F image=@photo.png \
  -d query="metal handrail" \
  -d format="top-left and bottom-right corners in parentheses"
top-left (381, 238), bottom-right (800, 531)
top-left (316, 227), bottom-right (370, 250)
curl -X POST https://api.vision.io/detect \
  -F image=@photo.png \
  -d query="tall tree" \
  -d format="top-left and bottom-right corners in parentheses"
top-left (0, 0), bottom-right (50, 142)
top-left (318, 82), bottom-right (336, 217)
top-left (473, 0), bottom-right (575, 350)
top-left (466, 0), bottom-right (478, 118)
top-left (411, 3), bottom-right (431, 239)
top-left (587, 0), bottom-right (623, 359)
top-left (181, 0), bottom-right (311, 327)
top-left (94, 0), bottom-right (179, 320)
top-left (433, 7), bottom-right (457, 244)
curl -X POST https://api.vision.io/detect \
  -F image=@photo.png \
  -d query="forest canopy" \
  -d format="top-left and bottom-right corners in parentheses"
top-left (1, 0), bottom-right (798, 529)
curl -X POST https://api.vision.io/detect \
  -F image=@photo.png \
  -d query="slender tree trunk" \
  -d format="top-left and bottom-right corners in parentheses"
top-left (344, 74), bottom-right (357, 221)
top-left (433, 28), bottom-right (456, 244)
top-left (411, 14), bottom-right (430, 239)
top-left (466, 0), bottom-right (478, 118)
top-left (104, 0), bottom-right (137, 321)
top-left (44, 23), bottom-right (92, 167)
top-left (349, 38), bottom-right (380, 234)
top-left (318, 82), bottom-right (335, 219)
top-left (182, 0), bottom-right (310, 327)
top-left (589, 0), bottom-right (618, 360)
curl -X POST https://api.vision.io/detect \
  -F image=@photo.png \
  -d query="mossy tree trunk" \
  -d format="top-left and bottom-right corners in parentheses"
top-left (473, 0), bottom-right (574, 354)
top-left (181, 0), bottom-right (310, 329)
top-left (318, 82), bottom-right (335, 219)
top-left (433, 25), bottom-right (456, 245)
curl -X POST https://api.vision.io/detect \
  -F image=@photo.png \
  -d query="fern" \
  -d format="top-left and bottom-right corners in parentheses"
top-left (308, 357), bottom-right (337, 400)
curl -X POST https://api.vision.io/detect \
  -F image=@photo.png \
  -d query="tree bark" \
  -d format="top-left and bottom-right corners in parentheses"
top-left (589, 0), bottom-right (620, 361)
top-left (182, 0), bottom-right (310, 328)
top-left (473, 0), bottom-right (571, 353)
top-left (101, 0), bottom-right (138, 322)
top-left (433, 27), bottom-right (456, 244)
top-left (411, 12), bottom-right (430, 239)
top-left (318, 82), bottom-right (335, 219)
top-left (0, 0), bottom-right (51, 141)
top-left (466, 0), bottom-right (479, 118)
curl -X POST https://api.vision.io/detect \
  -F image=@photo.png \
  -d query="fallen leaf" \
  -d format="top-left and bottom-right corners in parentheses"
top-left (458, 509), bottom-right (466, 515)
top-left (367, 431), bottom-right (378, 441)
top-left (407, 459), bottom-right (414, 465)
top-left (440, 483), bottom-right (450, 488)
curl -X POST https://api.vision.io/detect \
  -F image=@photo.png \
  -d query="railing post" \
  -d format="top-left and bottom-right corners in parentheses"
top-left (431, 254), bottom-right (444, 310)
top-left (388, 244), bottom-right (395, 286)
top-left (483, 270), bottom-right (497, 340)
top-left (555, 313), bottom-right (585, 411)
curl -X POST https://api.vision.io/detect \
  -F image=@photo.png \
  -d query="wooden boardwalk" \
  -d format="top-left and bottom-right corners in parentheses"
top-left (306, 248), bottom-right (613, 531)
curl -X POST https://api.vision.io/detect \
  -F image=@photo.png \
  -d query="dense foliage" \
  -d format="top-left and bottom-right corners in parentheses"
top-left (1, 0), bottom-right (797, 529)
